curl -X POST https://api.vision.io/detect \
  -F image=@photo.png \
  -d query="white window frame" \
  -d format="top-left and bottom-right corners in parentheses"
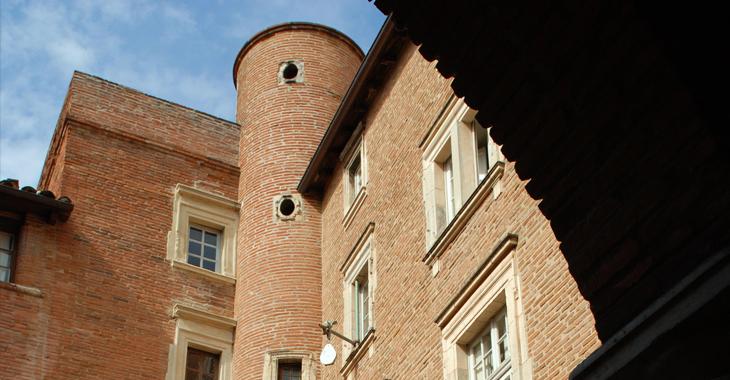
top-left (469, 308), bottom-right (511, 380)
top-left (186, 224), bottom-right (222, 274)
top-left (167, 184), bottom-right (239, 284)
top-left (339, 223), bottom-right (376, 372)
top-left (167, 304), bottom-right (235, 380)
top-left (0, 231), bottom-right (15, 283)
top-left (422, 98), bottom-right (504, 248)
top-left (348, 152), bottom-right (364, 205)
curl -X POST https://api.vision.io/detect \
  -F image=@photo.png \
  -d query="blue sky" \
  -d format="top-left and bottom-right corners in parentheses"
top-left (0, 0), bottom-right (387, 187)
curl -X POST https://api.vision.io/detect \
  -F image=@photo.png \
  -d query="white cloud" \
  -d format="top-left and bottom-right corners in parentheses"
top-left (161, 4), bottom-right (197, 40)
top-left (46, 38), bottom-right (96, 74)
top-left (0, 0), bottom-right (384, 187)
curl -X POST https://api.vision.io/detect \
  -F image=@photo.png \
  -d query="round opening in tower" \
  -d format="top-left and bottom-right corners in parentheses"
top-left (282, 63), bottom-right (299, 80)
top-left (279, 198), bottom-right (296, 216)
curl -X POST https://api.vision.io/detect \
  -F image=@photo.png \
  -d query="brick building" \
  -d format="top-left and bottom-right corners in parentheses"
top-left (3, 3), bottom-right (727, 380)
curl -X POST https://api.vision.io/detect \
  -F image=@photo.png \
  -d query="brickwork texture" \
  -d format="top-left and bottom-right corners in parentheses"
top-left (233, 23), bottom-right (363, 380)
top-left (318, 42), bottom-right (601, 380)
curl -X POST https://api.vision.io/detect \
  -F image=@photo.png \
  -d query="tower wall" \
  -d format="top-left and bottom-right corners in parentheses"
top-left (233, 23), bottom-right (363, 379)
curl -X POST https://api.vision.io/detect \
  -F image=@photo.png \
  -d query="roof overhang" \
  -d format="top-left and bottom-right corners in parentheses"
top-left (0, 185), bottom-right (74, 225)
top-left (298, 16), bottom-right (409, 193)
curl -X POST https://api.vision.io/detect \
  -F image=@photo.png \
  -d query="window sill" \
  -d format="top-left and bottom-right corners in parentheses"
top-left (340, 328), bottom-right (376, 378)
top-left (424, 161), bottom-right (505, 268)
top-left (171, 260), bottom-right (236, 285)
top-left (0, 281), bottom-right (43, 298)
top-left (343, 186), bottom-right (367, 230)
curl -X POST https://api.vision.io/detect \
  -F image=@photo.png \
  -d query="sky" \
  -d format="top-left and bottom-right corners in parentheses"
top-left (0, 0), bottom-right (387, 187)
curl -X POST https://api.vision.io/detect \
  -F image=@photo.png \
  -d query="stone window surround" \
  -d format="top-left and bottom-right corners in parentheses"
top-left (262, 350), bottom-right (316, 380)
top-left (167, 184), bottom-right (239, 285)
top-left (339, 222), bottom-right (377, 375)
top-left (167, 304), bottom-right (236, 380)
top-left (341, 122), bottom-right (367, 230)
top-left (278, 60), bottom-right (304, 84)
top-left (273, 193), bottom-right (304, 221)
top-left (421, 97), bottom-right (504, 261)
top-left (436, 234), bottom-right (531, 380)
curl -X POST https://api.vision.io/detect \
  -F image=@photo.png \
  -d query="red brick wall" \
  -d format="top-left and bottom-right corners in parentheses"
top-left (1, 75), bottom-right (240, 379)
top-left (318, 42), bottom-right (600, 380)
top-left (40, 72), bottom-right (239, 191)
top-left (233, 24), bottom-right (363, 380)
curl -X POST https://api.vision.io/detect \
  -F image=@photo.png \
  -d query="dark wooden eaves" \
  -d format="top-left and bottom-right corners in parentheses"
top-left (0, 185), bottom-right (74, 225)
top-left (298, 16), bottom-right (409, 194)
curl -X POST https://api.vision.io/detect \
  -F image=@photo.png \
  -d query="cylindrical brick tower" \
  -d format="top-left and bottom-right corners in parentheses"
top-left (232, 23), bottom-right (363, 379)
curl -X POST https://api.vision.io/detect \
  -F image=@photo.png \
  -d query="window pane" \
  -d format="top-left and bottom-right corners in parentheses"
top-left (0, 268), bottom-right (9, 282)
top-left (187, 351), bottom-right (201, 370)
top-left (474, 362), bottom-right (484, 380)
top-left (0, 233), bottom-right (12, 251)
top-left (202, 356), bottom-right (216, 373)
top-left (497, 313), bottom-right (508, 338)
top-left (473, 341), bottom-right (481, 360)
top-left (499, 337), bottom-right (510, 363)
top-left (0, 252), bottom-right (11, 267)
top-left (485, 348), bottom-right (494, 375)
top-left (204, 231), bottom-right (217, 246)
top-left (186, 371), bottom-right (200, 380)
top-left (202, 375), bottom-right (213, 380)
top-left (444, 157), bottom-right (455, 219)
top-left (354, 165), bottom-right (362, 190)
top-left (188, 241), bottom-right (201, 255)
top-left (497, 312), bottom-right (510, 363)
top-left (203, 246), bottom-right (217, 260)
top-left (359, 278), bottom-right (369, 333)
top-left (202, 260), bottom-right (216, 272)
top-left (477, 146), bottom-right (488, 181)
top-left (474, 120), bottom-right (490, 182)
top-left (189, 227), bottom-right (203, 242)
top-left (483, 329), bottom-right (492, 352)
top-left (187, 255), bottom-right (201, 267)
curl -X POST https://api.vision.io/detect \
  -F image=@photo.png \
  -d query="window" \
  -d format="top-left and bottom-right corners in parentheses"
top-left (437, 235), bottom-right (526, 380)
top-left (339, 222), bottom-right (376, 374)
top-left (262, 351), bottom-right (315, 380)
top-left (167, 185), bottom-right (239, 284)
top-left (474, 120), bottom-right (490, 182)
top-left (348, 153), bottom-right (363, 206)
top-left (343, 236), bottom-right (373, 343)
top-left (186, 347), bottom-right (220, 380)
top-left (354, 262), bottom-right (370, 341)
top-left (0, 232), bottom-right (15, 282)
top-left (443, 155), bottom-right (455, 221)
top-left (421, 98), bottom-right (506, 268)
top-left (278, 362), bottom-right (302, 380)
top-left (423, 99), bottom-right (503, 245)
top-left (341, 125), bottom-right (368, 228)
top-left (470, 309), bottom-right (511, 380)
top-left (187, 224), bottom-right (221, 273)
top-left (168, 304), bottom-right (235, 380)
